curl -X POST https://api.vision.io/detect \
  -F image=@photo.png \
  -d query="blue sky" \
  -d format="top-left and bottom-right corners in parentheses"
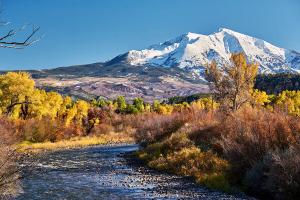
top-left (0, 0), bottom-right (300, 70)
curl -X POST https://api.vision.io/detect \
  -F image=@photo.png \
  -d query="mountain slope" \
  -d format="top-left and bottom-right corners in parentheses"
top-left (108, 28), bottom-right (300, 76)
top-left (30, 64), bottom-right (208, 101)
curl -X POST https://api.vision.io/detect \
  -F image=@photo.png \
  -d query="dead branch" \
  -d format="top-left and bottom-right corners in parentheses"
top-left (0, 24), bottom-right (40, 49)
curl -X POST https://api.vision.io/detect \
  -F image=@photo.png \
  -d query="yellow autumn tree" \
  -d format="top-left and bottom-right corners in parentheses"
top-left (43, 92), bottom-right (64, 119)
top-left (0, 72), bottom-right (35, 118)
top-left (205, 53), bottom-right (258, 111)
top-left (191, 97), bottom-right (219, 111)
top-left (23, 89), bottom-right (47, 119)
top-left (275, 90), bottom-right (300, 116)
top-left (74, 100), bottom-right (90, 124)
top-left (58, 96), bottom-right (73, 119)
top-left (156, 104), bottom-right (174, 115)
top-left (173, 102), bottom-right (190, 112)
top-left (65, 105), bottom-right (78, 126)
top-left (251, 89), bottom-right (270, 106)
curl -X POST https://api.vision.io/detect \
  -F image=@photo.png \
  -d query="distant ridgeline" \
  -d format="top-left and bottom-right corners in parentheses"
top-left (255, 73), bottom-right (300, 94)
top-left (167, 73), bottom-right (300, 104)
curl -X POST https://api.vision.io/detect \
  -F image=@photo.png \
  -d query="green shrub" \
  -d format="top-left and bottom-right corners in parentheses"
top-left (201, 173), bottom-right (231, 192)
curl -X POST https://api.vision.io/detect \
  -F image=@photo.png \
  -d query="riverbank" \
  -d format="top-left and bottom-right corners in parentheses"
top-left (17, 144), bottom-right (252, 200)
top-left (18, 132), bottom-right (135, 152)
top-left (16, 137), bottom-right (255, 199)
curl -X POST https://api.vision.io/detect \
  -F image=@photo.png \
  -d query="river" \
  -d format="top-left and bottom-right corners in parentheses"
top-left (17, 144), bottom-right (252, 200)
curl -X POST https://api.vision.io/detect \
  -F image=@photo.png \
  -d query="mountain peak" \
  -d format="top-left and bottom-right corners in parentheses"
top-left (185, 32), bottom-right (201, 39)
top-left (218, 27), bottom-right (237, 34)
top-left (217, 28), bottom-right (248, 39)
top-left (108, 28), bottom-right (300, 75)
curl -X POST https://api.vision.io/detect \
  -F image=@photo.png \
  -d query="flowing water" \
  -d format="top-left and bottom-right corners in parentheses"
top-left (17, 144), bottom-right (252, 200)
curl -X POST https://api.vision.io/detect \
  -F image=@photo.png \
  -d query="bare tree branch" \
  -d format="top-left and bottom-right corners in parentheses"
top-left (0, 24), bottom-right (40, 49)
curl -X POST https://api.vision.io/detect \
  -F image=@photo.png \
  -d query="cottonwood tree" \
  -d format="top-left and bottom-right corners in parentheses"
top-left (0, 72), bottom-right (35, 118)
top-left (205, 53), bottom-right (258, 111)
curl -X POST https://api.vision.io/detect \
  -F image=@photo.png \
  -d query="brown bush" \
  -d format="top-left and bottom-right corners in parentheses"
top-left (136, 106), bottom-right (300, 198)
top-left (242, 146), bottom-right (300, 200)
top-left (265, 146), bottom-right (300, 199)
top-left (216, 107), bottom-right (299, 186)
top-left (186, 111), bottom-right (222, 152)
top-left (0, 118), bottom-right (23, 197)
top-left (135, 112), bottom-right (189, 143)
top-left (56, 124), bottom-right (84, 140)
top-left (0, 117), bottom-right (19, 144)
top-left (90, 123), bottom-right (114, 135)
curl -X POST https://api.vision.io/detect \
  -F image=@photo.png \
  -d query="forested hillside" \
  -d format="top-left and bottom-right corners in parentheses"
top-left (255, 73), bottom-right (300, 94)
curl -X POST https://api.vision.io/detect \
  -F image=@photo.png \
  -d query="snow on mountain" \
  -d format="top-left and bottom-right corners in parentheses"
top-left (109, 28), bottom-right (300, 76)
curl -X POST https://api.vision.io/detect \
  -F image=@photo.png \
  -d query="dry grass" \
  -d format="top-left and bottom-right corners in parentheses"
top-left (18, 132), bottom-right (135, 152)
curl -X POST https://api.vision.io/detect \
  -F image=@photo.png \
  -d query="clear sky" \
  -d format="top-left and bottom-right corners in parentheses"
top-left (0, 0), bottom-right (300, 70)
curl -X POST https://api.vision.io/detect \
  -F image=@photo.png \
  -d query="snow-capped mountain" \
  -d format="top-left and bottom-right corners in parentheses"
top-left (108, 28), bottom-right (300, 76)
top-left (20, 28), bottom-right (300, 101)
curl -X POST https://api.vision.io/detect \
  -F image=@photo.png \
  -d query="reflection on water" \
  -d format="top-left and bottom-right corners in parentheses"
top-left (17, 144), bottom-right (250, 200)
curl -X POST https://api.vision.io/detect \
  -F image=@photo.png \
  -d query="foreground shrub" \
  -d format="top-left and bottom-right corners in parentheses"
top-left (0, 118), bottom-right (23, 198)
top-left (138, 132), bottom-right (231, 192)
top-left (0, 144), bottom-right (23, 198)
top-left (243, 146), bottom-right (300, 199)
top-left (217, 107), bottom-right (299, 186)
top-left (185, 106), bottom-right (300, 199)
top-left (265, 146), bottom-right (300, 199)
top-left (137, 105), bottom-right (300, 199)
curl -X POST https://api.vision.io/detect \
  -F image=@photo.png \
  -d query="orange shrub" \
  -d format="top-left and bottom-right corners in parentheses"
top-left (135, 112), bottom-right (189, 143)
